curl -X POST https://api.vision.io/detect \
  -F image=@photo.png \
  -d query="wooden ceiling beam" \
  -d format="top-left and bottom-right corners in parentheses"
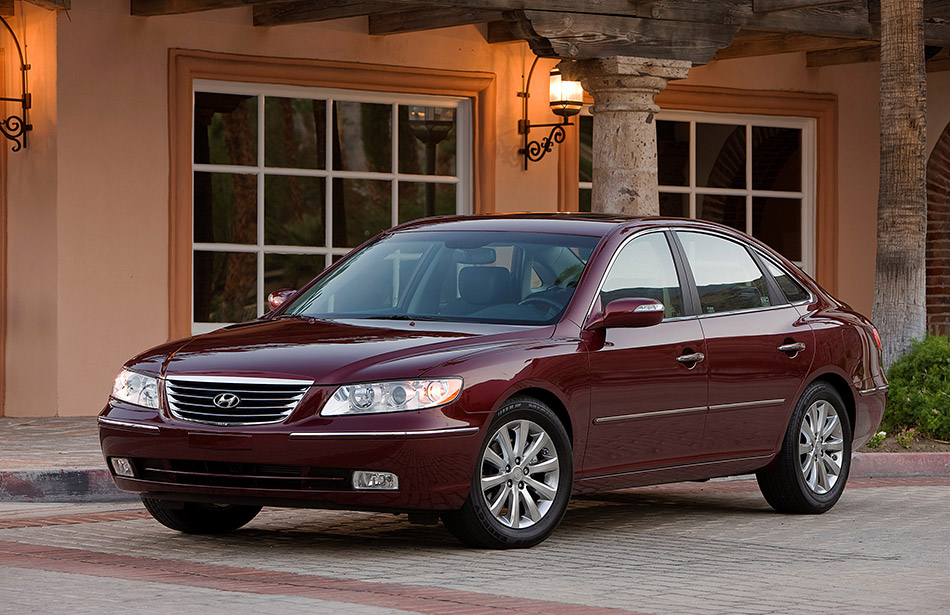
top-left (0, 0), bottom-right (13, 16)
top-left (715, 33), bottom-right (876, 59)
top-left (23, 0), bottom-right (69, 9)
top-left (745, 1), bottom-right (874, 38)
top-left (369, 7), bottom-right (502, 35)
top-left (253, 1), bottom-right (406, 26)
top-left (486, 19), bottom-right (517, 42)
top-left (132, 0), bottom-right (290, 16)
top-left (806, 44), bottom-right (879, 66)
top-left (509, 9), bottom-right (739, 64)
top-left (753, 0), bottom-right (856, 12)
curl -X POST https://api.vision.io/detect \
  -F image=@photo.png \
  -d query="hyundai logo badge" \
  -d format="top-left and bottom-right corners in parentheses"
top-left (213, 392), bottom-right (241, 409)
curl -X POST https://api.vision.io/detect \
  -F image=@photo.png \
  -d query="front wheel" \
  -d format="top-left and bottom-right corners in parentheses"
top-left (141, 497), bottom-right (262, 533)
top-left (757, 381), bottom-right (852, 514)
top-left (442, 396), bottom-right (573, 549)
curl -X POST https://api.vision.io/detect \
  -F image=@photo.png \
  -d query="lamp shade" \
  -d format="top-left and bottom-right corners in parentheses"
top-left (548, 68), bottom-right (584, 117)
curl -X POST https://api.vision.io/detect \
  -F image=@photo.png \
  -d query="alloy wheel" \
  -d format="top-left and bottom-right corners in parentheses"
top-left (798, 400), bottom-right (845, 494)
top-left (479, 419), bottom-right (560, 529)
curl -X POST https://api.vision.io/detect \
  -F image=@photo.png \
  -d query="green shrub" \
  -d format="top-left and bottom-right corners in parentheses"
top-left (883, 334), bottom-right (950, 441)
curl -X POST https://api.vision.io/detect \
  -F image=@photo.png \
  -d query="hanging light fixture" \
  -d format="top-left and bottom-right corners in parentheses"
top-left (518, 57), bottom-right (583, 170)
top-left (0, 15), bottom-right (31, 152)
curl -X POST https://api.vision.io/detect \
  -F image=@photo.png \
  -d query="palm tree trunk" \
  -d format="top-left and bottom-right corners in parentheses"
top-left (873, 0), bottom-right (927, 369)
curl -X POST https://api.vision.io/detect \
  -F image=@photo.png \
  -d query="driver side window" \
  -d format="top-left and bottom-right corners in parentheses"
top-left (601, 233), bottom-right (684, 318)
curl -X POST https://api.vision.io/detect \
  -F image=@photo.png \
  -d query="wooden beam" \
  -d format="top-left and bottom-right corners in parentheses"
top-left (0, 0), bottom-right (14, 17)
top-left (716, 33), bottom-right (876, 58)
top-left (486, 19), bottom-right (517, 42)
top-left (747, 1), bottom-right (874, 38)
top-left (253, 1), bottom-right (405, 26)
top-left (806, 44), bottom-right (879, 66)
top-left (753, 0), bottom-right (855, 12)
top-left (871, 1), bottom-right (950, 22)
top-left (132, 0), bottom-right (287, 16)
top-left (369, 7), bottom-right (502, 34)
top-left (509, 9), bottom-right (739, 63)
top-left (366, 0), bottom-right (639, 15)
top-left (23, 0), bottom-right (70, 9)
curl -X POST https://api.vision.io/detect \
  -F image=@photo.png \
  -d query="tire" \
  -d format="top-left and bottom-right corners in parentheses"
top-left (141, 497), bottom-right (262, 534)
top-left (442, 396), bottom-right (573, 549)
top-left (756, 381), bottom-right (852, 514)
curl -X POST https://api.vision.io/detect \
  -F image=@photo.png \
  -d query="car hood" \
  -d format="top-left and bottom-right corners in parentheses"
top-left (155, 318), bottom-right (554, 384)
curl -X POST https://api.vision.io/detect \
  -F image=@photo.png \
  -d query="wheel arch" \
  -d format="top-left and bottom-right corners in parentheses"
top-left (507, 387), bottom-right (574, 445)
top-left (809, 372), bottom-right (856, 435)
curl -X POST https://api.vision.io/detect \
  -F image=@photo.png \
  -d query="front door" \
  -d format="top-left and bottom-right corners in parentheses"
top-left (584, 232), bottom-right (708, 475)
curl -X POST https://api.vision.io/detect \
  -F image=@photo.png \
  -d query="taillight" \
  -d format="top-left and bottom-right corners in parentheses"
top-left (872, 327), bottom-right (883, 351)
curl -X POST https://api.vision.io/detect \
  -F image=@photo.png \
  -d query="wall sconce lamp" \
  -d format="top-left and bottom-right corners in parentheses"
top-left (0, 16), bottom-right (31, 152)
top-left (518, 57), bottom-right (583, 170)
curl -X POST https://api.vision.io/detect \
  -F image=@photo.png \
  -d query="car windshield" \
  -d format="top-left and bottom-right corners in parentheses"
top-left (282, 230), bottom-right (600, 325)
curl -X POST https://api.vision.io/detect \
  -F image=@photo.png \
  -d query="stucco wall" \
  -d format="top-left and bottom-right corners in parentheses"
top-left (4, 0), bottom-right (941, 416)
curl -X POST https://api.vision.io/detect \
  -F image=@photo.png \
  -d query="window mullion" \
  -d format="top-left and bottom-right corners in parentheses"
top-left (325, 98), bottom-right (334, 270)
top-left (392, 102), bottom-right (399, 228)
top-left (689, 121), bottom-right (696, 219)
top-left (745, 121), bottom-right (753, 236)
top-left (257, 94), bottom-right (266, 317)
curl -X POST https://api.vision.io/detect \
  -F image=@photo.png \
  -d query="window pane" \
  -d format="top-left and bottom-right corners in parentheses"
top-left (579, 188), bottom-right (592, 213)
top-left (752, 126), bottom-right (801, 191)
top-left (601, 233), bottom-right (684, 318)
top-left (399, 106), bottom-right (456, 176)
top-left (579, 115), bottom-right (593, 183)
top-left (660, 192), bottom-right (688, 218)
top-left (697, 194), bottom-right (745, 232)
top-left (194, 92), bottom-right (257, 166)
top-left (677, 231), bottom-right (771, 314)
top-left (264, 97), bottom-right (326, 169)
top-left (398, 182), bottom-right (456, 223)
top-left (332, 178), bottom-right (392, 247)
top-left (696, 123), bottom-right (745, 189)
top-left (264, 175), bottom-right (325, 247)
top-left (752, 197), bottom-right (802, 261)
top-left (193, 171), bottom-right (257, 244)
top-left (264, 254), bottom-right (325, 313)
top-left (332, 101), bottom-right (392, 172)
top-left (657, 120), bottom-right (689, 187)
top-left (193, 251), bottom-right (257, 323)
top-left (763, 258), bottom-right (810, 303)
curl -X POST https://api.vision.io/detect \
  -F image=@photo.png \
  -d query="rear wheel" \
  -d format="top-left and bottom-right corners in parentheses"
top-left (757, 381), bottom-right (851, 514)
top-left (442, 396), bottom-right (573, 549)
top-left (141, 497), bottom-right (262, 534)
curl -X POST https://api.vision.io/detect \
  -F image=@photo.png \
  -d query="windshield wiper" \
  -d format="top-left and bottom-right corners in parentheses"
top-left (368, 315), bottom-right (447, 322)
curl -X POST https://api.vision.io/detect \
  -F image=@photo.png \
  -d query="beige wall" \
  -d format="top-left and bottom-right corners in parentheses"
top-left (4, 0), bottom-right (940, 415)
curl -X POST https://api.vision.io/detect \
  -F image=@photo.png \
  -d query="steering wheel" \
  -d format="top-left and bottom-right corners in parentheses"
top-left (518, 295), bottom-right (562, 315)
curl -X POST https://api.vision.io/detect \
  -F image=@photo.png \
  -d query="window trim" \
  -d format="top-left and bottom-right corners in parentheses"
top-left (559, 84), bottom-right (838, 295)
top-left (169, 50), bottom-right (496, 340)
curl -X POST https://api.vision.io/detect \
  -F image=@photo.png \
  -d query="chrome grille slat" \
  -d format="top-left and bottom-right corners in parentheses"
top-left (165, 377), bottom-right (312, 426)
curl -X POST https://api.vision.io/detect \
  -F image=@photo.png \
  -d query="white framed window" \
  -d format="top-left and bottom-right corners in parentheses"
top-left (579, 109), bottom-right (816, 274)
top-left (191, 80), bottom-right (473, 334)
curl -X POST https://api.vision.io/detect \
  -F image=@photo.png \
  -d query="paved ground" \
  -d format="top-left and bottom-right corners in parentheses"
top-left (1, 477), bottom-right (948, 615)
top-left (0, 417), bottom-right (104, 470)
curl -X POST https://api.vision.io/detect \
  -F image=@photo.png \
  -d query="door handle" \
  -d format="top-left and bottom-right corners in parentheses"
top-left (676, 352), bottom-right (705, 367)
top-left (778, 342), bottom-right (806, 354)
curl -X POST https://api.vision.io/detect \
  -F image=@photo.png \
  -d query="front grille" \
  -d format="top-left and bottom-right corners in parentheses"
top-left (136, 458), bottom-right (349, 491)
top-left (165, 376), bottom-right (312, 425)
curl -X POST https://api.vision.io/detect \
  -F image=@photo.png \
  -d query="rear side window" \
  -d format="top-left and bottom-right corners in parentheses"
top-left (763, 257), bottom-right (811, 303)
top-left (601, 232), bottom-right (684, 318)
top-left (676, 231), bottom-right (771, 314)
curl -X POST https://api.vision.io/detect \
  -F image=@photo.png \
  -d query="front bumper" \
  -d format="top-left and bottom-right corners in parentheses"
top-left (98, 401), bottom-right (485, 512)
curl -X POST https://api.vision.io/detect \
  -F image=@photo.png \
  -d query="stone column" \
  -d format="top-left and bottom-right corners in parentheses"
top-left (559, 57), bottom-right (691, 216)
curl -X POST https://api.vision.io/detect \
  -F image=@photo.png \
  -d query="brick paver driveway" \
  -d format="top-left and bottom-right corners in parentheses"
top-left (1, 477), bottom-right (947, 615)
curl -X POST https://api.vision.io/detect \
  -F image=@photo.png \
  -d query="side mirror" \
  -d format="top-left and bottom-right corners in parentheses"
top-left (267, 288), bottom-right (297, 311)
top-left (587, 298), bottom-right (665, 330)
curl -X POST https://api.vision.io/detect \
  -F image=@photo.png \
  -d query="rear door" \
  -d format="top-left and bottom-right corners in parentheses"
top-left (584, 231), bottom-right (708, 475)
top-left (674, 230), bottom-right (815, 460)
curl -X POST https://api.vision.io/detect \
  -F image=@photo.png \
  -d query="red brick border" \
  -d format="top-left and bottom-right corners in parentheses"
top-left (927, 125), bottom-right (950, 335)
top-left (0, 538), bottom-right (650, 615)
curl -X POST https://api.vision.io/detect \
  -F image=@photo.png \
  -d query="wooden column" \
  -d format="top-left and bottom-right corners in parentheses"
top-left (558, 57), bottom-right (690, 216)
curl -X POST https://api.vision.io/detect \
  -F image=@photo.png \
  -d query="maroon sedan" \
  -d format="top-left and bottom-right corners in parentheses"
top-left (99, 215), bottom-right (887, 548)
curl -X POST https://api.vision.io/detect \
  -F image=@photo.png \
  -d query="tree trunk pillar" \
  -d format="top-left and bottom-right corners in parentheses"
top-left (558, 57), bottom-right (690, 216)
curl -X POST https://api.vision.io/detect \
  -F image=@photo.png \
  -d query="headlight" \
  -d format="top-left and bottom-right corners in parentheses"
top-left (111, 369), bottom-right (160, 409)
top-left (322, 378), bottom-right (462, 416)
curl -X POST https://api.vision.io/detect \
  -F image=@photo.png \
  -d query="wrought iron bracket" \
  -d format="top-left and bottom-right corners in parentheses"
top-left (519, 118), bottom-right (573, 166)
top-left (0, 16), bottom-right (31, 152)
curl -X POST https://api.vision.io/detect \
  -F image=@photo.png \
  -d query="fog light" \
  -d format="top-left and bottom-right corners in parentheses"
top-left (352, 471), bottom-right (398, 490)
top-left (111, 457), bottom-right (135, 478)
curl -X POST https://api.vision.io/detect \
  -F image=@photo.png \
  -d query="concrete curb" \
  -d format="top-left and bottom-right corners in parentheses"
top-left (2, 452), bottom-right (950, 502)
top-left (0, 469), bottom-right (137, 503)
